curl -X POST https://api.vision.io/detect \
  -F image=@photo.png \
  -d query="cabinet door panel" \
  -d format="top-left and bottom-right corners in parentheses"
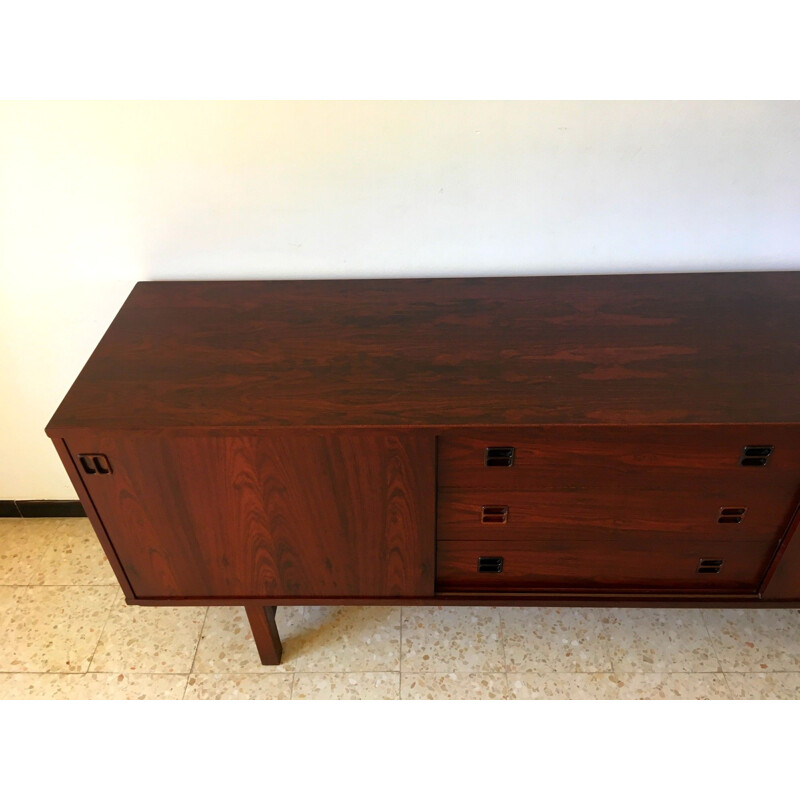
top-left (66, 432), bottom-right (435, 599)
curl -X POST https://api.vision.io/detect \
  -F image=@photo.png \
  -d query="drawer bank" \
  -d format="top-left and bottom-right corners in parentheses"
top-left (46, 273), bottom-right (800, 665)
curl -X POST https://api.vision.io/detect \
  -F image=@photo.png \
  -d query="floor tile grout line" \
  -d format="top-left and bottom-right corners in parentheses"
top-left (497, 606), bottom-right (509, 676)
top-left (0, 584), bottom-right (42, 588)
top-left (606, 607), bottom-right (619, 675)
top-left (0, 670), bottom-right (199, 675)
top-left (188, 668), bottom-right (401, 676)
top-left (85, 588), bottom-right (123, 674)
top-left (398, 605), bottom-right (403, 698)
top-left (699, 608), bottom-right (727, 685)
top-left (701, 621), bottom-right (732, 699)
top-left (1, 584), bottom-right (123, 588)
top-left (2, 668), bottom-right (799, 695)
top-left (720, 671), bottom-right (736, 698)
top-left (0, 667), bottom-right (786, 676)
top-left (184, 607), bottom-right (210, 698)
top-left (399, 604), bottom-right (404, 675)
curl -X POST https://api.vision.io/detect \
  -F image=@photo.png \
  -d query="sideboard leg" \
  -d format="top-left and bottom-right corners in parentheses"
top-left (245, 605), bottom-right (283, 665)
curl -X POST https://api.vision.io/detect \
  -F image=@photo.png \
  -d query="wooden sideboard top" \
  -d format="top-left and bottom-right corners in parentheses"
top-left (46, 271), bottom-right (800, 432)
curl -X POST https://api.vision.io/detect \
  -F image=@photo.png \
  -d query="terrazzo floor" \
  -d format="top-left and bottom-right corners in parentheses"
top-left (1, 517), bottom-right (799, 700)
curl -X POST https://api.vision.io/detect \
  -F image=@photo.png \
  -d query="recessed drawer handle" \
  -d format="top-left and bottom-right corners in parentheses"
top-left (78, 454), bottom-right (112, 475)
top-left (481, 505), bottom-right (509, 524)
top-left (740, 445), bottom-right (773, 466)
top-left (718, 506), bottom-right (747, 524)
top-left (485, 447), bottom-right (515, 467)
top-left (477, 556), bottom-right (504, 573)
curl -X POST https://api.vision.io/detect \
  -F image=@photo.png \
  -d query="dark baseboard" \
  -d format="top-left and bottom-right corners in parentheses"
top-left (0, 500), bottom-right (20, 517)
top-left (0, 500), bottom-right (86, 518)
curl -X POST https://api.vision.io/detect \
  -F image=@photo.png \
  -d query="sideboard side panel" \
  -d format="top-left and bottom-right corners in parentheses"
top-left (761, 505), bottom-right (800, 600)
top-left (63, 432), bottom-right (435, 600)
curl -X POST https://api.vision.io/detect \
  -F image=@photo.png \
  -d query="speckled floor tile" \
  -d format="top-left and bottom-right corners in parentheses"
top-left (283, 606), bottom-right (401, 672)
top-left (606, 609), bottom-right (720, 673)
top-left (193, 606), bottom-right (298, 673)
top-left (0, 584), bottom-right (16, 615)
top-left (293, 672), bottom-right (400, 700)
top-left (0, 519), bottom-right (56, 585)
top-left (401, 673), bottom-right (509, 699)
top-left (0, 672), bottom-right (187, 699)
top-left (9, 523), bottom-right (800, 701)
top-left (89, 593), bottom-right (207, 673)
top-left (184, 673), bottom-right (293, 700)
top-left (0, 585), bottom-right (117, 673)
top-left (508, 672), bottom-right (621, 699)
top-left (725, 672), bottom-right (800, 699)
top-left (508, 672), bottom-right (729, 699)
top-left (32, 519), bottom-right (117, 586)
top-left (500, 607), bottom-right (613, 673)
top-left (614, 672), bottom-right (730, 699)
top-left (401, 607), bottom-right (504, 672)
top-left (194, 605), bottom-right (401, 673)
top-left (703, 609), bottom-right (800, 672)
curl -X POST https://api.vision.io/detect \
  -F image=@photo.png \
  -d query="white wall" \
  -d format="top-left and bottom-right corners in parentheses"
top-left (2, 100), bottom-right (799, 499)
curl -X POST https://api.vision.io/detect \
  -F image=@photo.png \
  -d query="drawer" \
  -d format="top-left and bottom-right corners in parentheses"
top-left (437, 488), bottom-right (794, 543)
top-left (436, 539), bottom-right (775, 594)
top-left (437, 426), bottom-right (800, 491)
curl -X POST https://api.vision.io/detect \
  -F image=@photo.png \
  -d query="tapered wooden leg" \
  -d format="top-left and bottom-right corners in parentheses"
top-left (245, 605), bottom-right (283, 665)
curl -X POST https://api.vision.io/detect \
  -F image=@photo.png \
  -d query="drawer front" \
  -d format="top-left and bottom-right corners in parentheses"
top-left (438, 488), bottom-right (793, 544)
top-left (438, 426), bottom-right (800, 492)
top-left (436, 539), bottom-right (774, 594)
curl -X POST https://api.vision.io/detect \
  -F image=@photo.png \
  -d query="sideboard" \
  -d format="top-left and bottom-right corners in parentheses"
top-left (46, 272), bottom-right (800, 664)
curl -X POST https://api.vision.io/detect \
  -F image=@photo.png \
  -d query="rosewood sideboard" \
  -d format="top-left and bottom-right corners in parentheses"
top-left (46, 273), bottom-right (800, 665)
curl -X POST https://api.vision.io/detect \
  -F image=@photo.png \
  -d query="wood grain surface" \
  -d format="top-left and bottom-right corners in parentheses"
top-left (45, 273), bottom-right (800, 610)
top-left (437, 488), bottom-right (795, 543)
top-left (437, 425), bottom-right (800, 488)
top-left (437, 425), bottom-right (800, 554)
top-left (46, 272), bottom-right (800, 432)
top-left (63, 432), bottom-right (435, 599)
top-left (245, 605), bottom-right (282, 665)
top-left (436, 538), bottom-right (773, 593)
